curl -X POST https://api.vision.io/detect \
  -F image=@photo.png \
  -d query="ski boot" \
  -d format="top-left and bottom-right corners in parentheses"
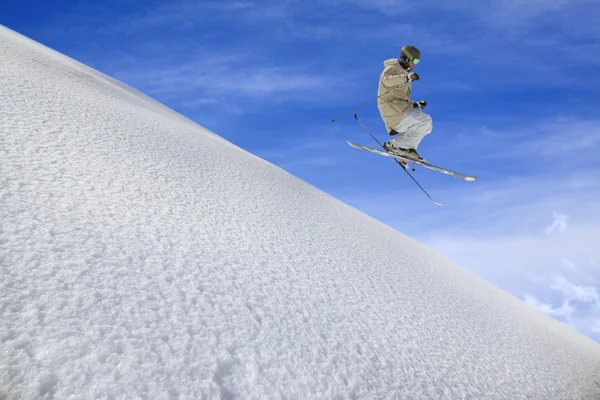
top-left (383, 142), bottom-right (426, 162)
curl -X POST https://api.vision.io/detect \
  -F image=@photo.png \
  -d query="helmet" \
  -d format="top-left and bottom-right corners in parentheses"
top-left (400, 45), bottom-right (421, 68)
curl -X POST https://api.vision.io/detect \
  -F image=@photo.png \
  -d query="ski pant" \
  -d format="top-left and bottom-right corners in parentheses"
top-left (389, 107), bottom-right (433, 150)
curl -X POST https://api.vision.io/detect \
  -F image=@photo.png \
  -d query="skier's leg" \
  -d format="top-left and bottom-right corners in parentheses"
top-left (390, 108), bottom-right (432, 150)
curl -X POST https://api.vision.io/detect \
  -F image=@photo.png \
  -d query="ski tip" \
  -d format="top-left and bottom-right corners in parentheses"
top-left (465, 176), bottom-right (477, 182)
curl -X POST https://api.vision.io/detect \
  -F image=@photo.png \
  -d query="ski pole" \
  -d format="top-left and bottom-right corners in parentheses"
top-left (329, 82), bottom-right (409, 123)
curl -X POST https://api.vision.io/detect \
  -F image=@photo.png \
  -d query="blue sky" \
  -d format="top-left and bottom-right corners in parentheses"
top-left (4, 0), bottom-right (600, 341)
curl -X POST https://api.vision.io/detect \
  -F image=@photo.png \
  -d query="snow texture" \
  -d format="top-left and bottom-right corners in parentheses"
top-left (1, 25), bottom-right (600, 400)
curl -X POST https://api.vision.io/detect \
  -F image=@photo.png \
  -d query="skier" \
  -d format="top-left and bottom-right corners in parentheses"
top-left (378, 45), bottom-right (431, 161)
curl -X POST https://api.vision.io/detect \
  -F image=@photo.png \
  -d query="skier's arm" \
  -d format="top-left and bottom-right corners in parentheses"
top-left (381, 70), bottom-right (409, 87)
top-left (382, 68), bottom-right (419, 88)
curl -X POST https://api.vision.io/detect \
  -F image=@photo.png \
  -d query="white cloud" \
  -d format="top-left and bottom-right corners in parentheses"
top-left (420, 194), bottom-right (600, 339)
top-left (524, 276), bottom-right (600, 339)
top-left (550, 276), bottom-right (600, 307)
top-left (517, 119), bottom-right (600, 159)
top-left (110, 53), bottom-right (332, 107)
top-left (352, 0), bottom-right (598, 33)
top-left (425, 224), bottom-right (600, 341)
top-left (428, 117), bottom-right (600, 170)
top-left (524, 294), bottom-right (574, 320)
top-left (546, 212), bottom-right (569, 234)
top-left (96, 1), bottom-right (284, 35)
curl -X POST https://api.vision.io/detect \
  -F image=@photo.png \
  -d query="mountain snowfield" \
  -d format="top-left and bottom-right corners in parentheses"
top-left (1, 25), bottom-right (599, 400)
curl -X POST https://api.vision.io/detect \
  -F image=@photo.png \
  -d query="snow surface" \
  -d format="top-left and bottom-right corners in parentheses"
top-left (1, 25), bottom-right (600, 400)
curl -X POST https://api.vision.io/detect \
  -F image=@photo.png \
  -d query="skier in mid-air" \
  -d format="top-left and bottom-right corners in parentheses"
top-left (345, 44), bottom-right (476, 203)
top-left (378, 45), bottom-right (431, 161)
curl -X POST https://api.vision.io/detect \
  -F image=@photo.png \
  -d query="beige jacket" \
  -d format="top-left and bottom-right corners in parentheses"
top-left (377, 58), bottom-right (414, 133)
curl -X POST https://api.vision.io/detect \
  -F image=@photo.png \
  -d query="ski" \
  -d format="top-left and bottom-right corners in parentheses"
top-left (347, 141), bottom-right (477, 181)
top-left (352, 113), bottom-right (443, 206)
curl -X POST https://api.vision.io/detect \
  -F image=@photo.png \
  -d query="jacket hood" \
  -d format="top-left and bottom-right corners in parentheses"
top-left (383, 58), bottom-right (401, 67)
top-left (383, 58), bottom-right (410, 72)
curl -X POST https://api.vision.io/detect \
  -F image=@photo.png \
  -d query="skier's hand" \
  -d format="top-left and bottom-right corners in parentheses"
top-left (413, 100), bottom-right (427, 109)
top-left (408, 72), bottom-right (420, 82)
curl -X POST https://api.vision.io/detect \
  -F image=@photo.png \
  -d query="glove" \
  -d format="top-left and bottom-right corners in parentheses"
top-left (408, 72), bottom-right (420, 82)
top-left (413, 100), bottom-right (427, 109)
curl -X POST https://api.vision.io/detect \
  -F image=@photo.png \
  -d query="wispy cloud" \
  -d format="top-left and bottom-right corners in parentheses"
top-left (525, 274), bottom-right (600, 338)
top-left (511, 119), bottom-right (600, 160)
top-left (417, 186), bottom-right (600, 340)
top-left (524, 294), bottom-right (575, 319)
top-left (427, 221), bottom-right (600, 340)
top-left (350, 0), bottom-right (600, 91)
top-left (547, 212), bottom-right (569, 235)
top-left (95, 1), bottom-right (284, 35)
top-left (112, 53), bottom-right (328, 97)
top-left (426, 117), bottom-right (600, 171)
top-left (29, 0), bottom-right (352, 116)
top-left (551, 276), bottom-right (600, 307)
top-left (353, 0), bottom-right (599, 33)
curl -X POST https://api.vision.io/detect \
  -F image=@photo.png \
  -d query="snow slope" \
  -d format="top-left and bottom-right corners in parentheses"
top-left (1, 25), bottom-right (599, 400)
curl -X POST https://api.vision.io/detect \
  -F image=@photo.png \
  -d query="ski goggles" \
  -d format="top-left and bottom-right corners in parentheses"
top-left (411, 57), bottom-right (420, 65)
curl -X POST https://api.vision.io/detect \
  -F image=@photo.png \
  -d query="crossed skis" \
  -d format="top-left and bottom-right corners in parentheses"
top-left (349, 114), bottom-right (477, 205)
